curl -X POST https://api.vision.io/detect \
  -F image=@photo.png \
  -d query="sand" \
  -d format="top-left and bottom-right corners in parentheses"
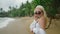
top-left (0, 17), bottom-right (60, 34)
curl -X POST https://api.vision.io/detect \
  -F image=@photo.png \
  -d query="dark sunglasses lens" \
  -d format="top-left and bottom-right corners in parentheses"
top-left (34, 12), bottom-right (41, 14)
top-left (38, 12), bottom-right (41, 14)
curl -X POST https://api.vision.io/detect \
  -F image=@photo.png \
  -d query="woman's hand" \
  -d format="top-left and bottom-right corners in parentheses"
top-left (34, 15), bottom-right (39, 21)
top-left (30, 30), bottom-right (34, 34)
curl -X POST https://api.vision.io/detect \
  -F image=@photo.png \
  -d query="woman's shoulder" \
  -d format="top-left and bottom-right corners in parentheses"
top-left (38, 16), bottom-right (46, 22)
top-left (40, 16), bottom-right (46, 20)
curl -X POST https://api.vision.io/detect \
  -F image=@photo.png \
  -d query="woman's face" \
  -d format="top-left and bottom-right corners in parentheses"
top-left (34, 8), bottom-right (43, 18)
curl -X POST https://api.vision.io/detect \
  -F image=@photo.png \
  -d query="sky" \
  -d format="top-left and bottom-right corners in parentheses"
top-left (0, 0), bottom-right (32, 11)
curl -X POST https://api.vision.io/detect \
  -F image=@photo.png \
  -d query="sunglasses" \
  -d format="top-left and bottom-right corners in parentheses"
top-left (34, 11), bottom-right (41, 14)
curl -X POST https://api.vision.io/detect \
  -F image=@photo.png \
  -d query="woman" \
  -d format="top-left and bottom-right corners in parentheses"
top-left (30, 5), bottom-right (48, 34)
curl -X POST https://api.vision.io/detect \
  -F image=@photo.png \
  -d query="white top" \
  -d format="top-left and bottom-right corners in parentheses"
top-left (30, 20), bottom-right (46, 34)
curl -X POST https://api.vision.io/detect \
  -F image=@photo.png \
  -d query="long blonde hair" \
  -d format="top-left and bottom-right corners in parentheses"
top-left (34, 5), bottom-right (49, 28)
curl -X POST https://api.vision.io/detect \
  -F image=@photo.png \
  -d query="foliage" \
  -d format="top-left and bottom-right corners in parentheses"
top-left (0, 0), bottom-right (60, 18)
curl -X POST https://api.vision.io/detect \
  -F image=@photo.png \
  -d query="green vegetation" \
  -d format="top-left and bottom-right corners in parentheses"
top-left (0, 0), bottom-right (60, 17)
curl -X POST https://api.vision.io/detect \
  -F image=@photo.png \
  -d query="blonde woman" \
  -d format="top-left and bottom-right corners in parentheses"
top-left (30, 5), bottom-right (48, 34)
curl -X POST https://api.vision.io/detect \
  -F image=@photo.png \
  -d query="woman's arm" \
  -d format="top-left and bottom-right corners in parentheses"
top-left (38, 17), bottom-right (46, 30)
top-left (30, 20), bottom-right (36, 33)
top-left (30, 15), bottom-right (39, 34)
top-left (30, 15), bottom-right (38, 34)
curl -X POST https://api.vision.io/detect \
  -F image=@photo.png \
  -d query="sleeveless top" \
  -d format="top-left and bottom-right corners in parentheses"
top-left (30, 20), bottom-right (46, 34)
